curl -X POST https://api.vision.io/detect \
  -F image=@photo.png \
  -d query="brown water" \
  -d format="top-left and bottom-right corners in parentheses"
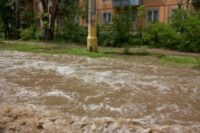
top-left (0, 50), bottom-right (200, 132)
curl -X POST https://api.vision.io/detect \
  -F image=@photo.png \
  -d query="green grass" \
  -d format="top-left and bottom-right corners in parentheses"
top-left (0, 41), bottom-right (199, 68)
top-left (0, 43), bottom-right (110, 58)
top-left (160, 55), bottom-right (200, 68)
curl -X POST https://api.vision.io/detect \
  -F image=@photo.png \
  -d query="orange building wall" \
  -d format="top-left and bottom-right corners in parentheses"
top-left (94, 0), bottom-right (178, 25)
top-left (96, 0), bottom-right (113, 24)
top-left (80, 0), bottom-right (194, 25)
top-left (143, 0), bottom-right (193, 23)
top-left (143, 0), bottom-right (180, 23)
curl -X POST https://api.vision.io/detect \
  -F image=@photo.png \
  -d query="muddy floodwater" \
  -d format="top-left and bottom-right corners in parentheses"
top-left (0, 50), bottom-right (200, 132)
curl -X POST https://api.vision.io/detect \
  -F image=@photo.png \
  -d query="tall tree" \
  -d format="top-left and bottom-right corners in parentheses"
top-left (15, 0), bottom-right (20, 39)
top-left (40, 0), bottom-right (59, 40)
top-left (0, 0), bottom-right (15, 39)
top-left (49, 0), bottom-right (59, 39)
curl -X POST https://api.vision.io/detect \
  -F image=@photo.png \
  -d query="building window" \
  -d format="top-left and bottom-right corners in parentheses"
top-left (147, 10), bottom-right (159, 22)
top-left (103, 12), bottom-right (112, 23)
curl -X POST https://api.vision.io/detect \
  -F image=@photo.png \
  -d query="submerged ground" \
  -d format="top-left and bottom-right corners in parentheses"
top-left (0, 41), bottom-right (200, 133)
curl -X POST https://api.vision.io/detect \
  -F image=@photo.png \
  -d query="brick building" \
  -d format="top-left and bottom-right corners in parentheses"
top-left (23, 0), bottom-right (199, 27)
top-left (96, 0), bottom-right (198, 25)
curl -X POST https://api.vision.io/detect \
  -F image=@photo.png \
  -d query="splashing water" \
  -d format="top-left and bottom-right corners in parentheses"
top-left (0, 51), bottom-right (200, 132)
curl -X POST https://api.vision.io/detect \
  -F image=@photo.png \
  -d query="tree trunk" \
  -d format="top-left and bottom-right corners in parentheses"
top-left (41, 0), bottom-right (48, 11)
top-left (40, 0), bottom-right (58, 40)
top-left (40, 0), bottom-right (49, 40)
top-left (48, 0), bottom-right (59, 40)
top-left (3, 19), bottom-right (10, 39)
top-left (15, 0), bottom-right (20, 39)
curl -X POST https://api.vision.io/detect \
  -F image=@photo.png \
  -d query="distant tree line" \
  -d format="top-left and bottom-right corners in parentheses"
top-left (0, 0), bottom-right (87, 40)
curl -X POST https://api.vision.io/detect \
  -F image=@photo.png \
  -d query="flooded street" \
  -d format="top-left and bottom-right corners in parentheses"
top-left (0, 50), bottom-right (200, 132)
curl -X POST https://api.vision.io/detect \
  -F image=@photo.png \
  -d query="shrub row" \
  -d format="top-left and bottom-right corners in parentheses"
top-left (19, 9), bottom-right (200, 52)
top-left (98, 9), bottom-right (200, 52)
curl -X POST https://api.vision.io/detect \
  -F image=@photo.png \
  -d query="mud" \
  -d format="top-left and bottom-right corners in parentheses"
top-left (0, 50), bottom-right (200, 132)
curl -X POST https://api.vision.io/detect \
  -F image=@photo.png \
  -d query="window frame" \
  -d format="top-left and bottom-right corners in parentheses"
top-left (147, 9), bottom-right (159, 22)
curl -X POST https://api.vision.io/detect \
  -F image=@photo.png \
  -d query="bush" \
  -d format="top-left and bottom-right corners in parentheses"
top-left (62, 18), bottom-right (87, 44)
top-left (20, 10), bottom-right (35, 29)
top-left (20, 25), bottom-right (37, 40)
top-left (112, 9), bottom-right (132, 47)
top-left (143, 23), bottom-right (181, 49)
top-left (170, 9), bottom-right (200, 52)
top-left (97, 24), bottom-right (115, 47)
top-left (98, 8), bottom-right (141, 48)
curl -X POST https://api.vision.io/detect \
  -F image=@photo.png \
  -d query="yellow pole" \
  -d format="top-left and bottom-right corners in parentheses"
top-left (87, 0), bottom-right (98, 52)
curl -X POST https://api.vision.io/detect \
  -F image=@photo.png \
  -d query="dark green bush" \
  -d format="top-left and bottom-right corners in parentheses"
top-left (0, 19), bottom-right (3, 39)
top-left (97, 24), bottom-right (115, 47)
top-left (143, 23), bottom-right (181, 49)
top-left (20, 10), bottom-right (35, 29)
top-left (170, 9), bottom-right (200, 52)
top-left (112, 10), bottom-right (132, 47)
top-left (62, 18), bottom-right (87, 44)
top-left (98, 8), bottom-right (141, 48)
top-left (98, 31), bottom-right (115, 47)
top-left (20, 25), bottom-right (37, 40)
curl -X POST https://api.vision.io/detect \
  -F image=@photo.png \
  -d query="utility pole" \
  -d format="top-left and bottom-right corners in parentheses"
top-left (87, 0), bottom-right (97, 52)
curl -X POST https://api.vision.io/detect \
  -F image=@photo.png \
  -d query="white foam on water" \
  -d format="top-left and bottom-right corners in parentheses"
top-left (82, 103), bottom-right (147, 116)
top-left (56, 66), bottom-right (74, 75)
top-left (1, 51), bottom-right (200, 130)
top-left (85, 93), bottom-right (103, 101)
top-left (81, 70), bottom-right (130, 90)
top-left (104, 104), bottom-right (123, 114)
top-left (83, 103), bottom-right (123, 114)
top-left (1, 51), bottom-right (133, 90)
top-left (16, 89), bottom-right (39, 98)
top-left (46, 90), bottom-right (73, 100)
top-left (83, 103), bottom-right (104, 111)
top-left (156, 104), bottom-right (180, 112)
top-left (152, 80), bottom-right (171, 92)
top-left (135, 80), bottom-right (171, 93)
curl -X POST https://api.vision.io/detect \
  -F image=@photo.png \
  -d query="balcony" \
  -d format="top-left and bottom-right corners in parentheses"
top-left (113, 0), bottom-right (141, 8)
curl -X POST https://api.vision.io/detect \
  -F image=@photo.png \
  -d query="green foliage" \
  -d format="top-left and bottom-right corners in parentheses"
top-left (21, 10), bottom-right (35, 28)
top-left (123, 44), bottom-right (131, 54)
top-left (55, 0), bottom-right (87, 43)
top-left (0, 42), bottom-right (108, 58)
top-left (0, 0), bottom-right (16, 39)
top-left (143, 23), bottom-right (181, 49)
top-left (143, 9), bottom-right (200, 52)
top-left (20, 25), bottom-right (37, 40)
top-left (42, 12), bottom-right (49, 27)
top-left (0, 17), bottom-right (3, 38)
top-left (137, 5), bottom-right (145, 19)
top-left (98, 8), bottom-right (134, 47)
top-left (170, 9), bottom-right (187, 33)
top-left (97, 24), bottom-right (114, 47)
top-left (61, 18), bottom-right (87, 44)
top-left (112, 8), bottom-right (132, 47)
top-left (170, 9), bottom-right (200, 52)
top-left (160, 55), bottom-right (200, 67)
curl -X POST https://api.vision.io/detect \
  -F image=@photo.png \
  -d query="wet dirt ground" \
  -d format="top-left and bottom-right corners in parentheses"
top-left (0, 50), bottom-right (200, 133)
